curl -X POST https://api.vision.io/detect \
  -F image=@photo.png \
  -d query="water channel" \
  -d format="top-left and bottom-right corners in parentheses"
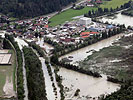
top-left (36, 38), bottom-right (61, 100)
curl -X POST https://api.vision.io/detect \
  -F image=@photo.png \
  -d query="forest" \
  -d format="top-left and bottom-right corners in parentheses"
top-left (0, 0), bottom-right (76, 19)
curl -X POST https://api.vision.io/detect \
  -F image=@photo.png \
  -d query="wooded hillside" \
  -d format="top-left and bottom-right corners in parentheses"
top-left (0, 0), bottom-right (76, 18)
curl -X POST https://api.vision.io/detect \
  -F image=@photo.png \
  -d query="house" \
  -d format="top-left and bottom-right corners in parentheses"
top-left (80, 31), bottom-right (99, 38)
top-left (60, 38), bottom-right (75, 43)
top-left (96, 0), bottom-right (102, 4)
top-left (44, 25), bottom-right (49, 28)
top-left (106, 25), bottom-right (115, 29)
top-left (87, 3), bottom-right (94, 7)
top-left (88, 27), bottom-right (104, 32)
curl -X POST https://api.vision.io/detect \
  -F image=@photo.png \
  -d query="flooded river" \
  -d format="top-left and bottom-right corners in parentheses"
top-left (59, 33), bottom-right (124, 65)
top-left (39, 58), bottom-right (56, 100)
top-left (36, 39), bottom-right (60, 100)
top-left (58, 27), bottom-right (128, 99)
top-left (26, 12), bottom-right (133, 100)
top-left (58, 67), bottom-right (120, 100)
top-left (101, 13), bottom-right (133, 27)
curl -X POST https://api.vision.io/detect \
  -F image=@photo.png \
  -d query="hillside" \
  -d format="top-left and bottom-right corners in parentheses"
top-left (0, 0), bottom-right (76, 19)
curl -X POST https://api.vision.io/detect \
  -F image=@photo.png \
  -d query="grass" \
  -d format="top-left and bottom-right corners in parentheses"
top-left (9, 17), bottom-right (18, 21)
top-left (115, 69), bottom-right (129, 81)
top-left (49, 7), bottom-right (97, 26)
top-left (86, 46), bottom-right (123, 60)
top-left (100, 0), bottom-right (131, 9)
top-left (49, 0), bottom-right (131, 27)
top-left (0, 49), bottom-right (16, 96)
top-left (79, 45), bottom-right (125, 78)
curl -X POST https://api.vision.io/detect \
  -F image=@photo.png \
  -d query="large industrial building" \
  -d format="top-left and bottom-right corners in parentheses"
top-left (79, 17), bottom-right (91, 26)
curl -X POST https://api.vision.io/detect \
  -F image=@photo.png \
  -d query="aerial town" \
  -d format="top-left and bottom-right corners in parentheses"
top-left (0, 0), bottom-right (133, 100)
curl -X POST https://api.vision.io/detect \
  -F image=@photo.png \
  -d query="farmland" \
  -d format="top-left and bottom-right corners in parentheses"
top-left (49, 0), bottom-right (131, 27)
top-left (49, 7), bottom-right (97, 26)
top-left (0, 50), bottom-right (16, 98)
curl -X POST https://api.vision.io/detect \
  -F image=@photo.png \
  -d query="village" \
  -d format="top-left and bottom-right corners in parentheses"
top-left (0, 0), bottom-right (108, 48)
top-left (0, 12), bottom-right (117, 55)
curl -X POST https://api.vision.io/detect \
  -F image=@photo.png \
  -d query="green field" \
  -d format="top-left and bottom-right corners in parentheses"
top-left (49, 7), bottom-right (97, 26)
top-left (49, 0), bottom-right (131, 27)
top-left (0, 50), bottom-right (16, 97)
top-left (101, 0), bottom-right (131, 9)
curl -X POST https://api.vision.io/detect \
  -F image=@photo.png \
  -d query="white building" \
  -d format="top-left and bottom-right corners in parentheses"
top-left (0, 31), bottom-right (7, 38)
top-left (79, 17), bottom-right (91, 26)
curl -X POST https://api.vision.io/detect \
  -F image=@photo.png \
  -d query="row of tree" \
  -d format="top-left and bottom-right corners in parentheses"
top-left (84, 1), bottom-right (132, 18)
top-left (121, 1), bottom-right (133, 16)
top-left (54, 65), bottom-right (65, 100)
top-left (23, 47), bottom-right (47, 100)
top-left (5, 35), bottom-right (25, 100)
top-left (29, 42), bottom-right (45, 57)
top-left (51, 55), bottom-right (102, 78)
top-left (102, 80), bottom-right (133, 100)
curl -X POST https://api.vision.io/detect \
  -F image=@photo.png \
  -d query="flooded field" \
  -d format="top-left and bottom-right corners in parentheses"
top-left (101, 13), bottom-right (133, 27)
top-left (58, 67), bottom-right (120, 100)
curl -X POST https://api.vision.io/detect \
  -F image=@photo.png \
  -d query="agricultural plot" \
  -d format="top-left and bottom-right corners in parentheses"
top-left (0, 50), bottom-right (16, 98)
top-left (49, 0), bottom-right (131, 26)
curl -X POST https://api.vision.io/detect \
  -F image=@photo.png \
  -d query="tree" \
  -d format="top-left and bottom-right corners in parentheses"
top-left (35, 32), bottom-right (38, 38)
top-left (98, 7), bottom-right (103, 14)
top-left (88, 11), bottom-right (92, 17)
